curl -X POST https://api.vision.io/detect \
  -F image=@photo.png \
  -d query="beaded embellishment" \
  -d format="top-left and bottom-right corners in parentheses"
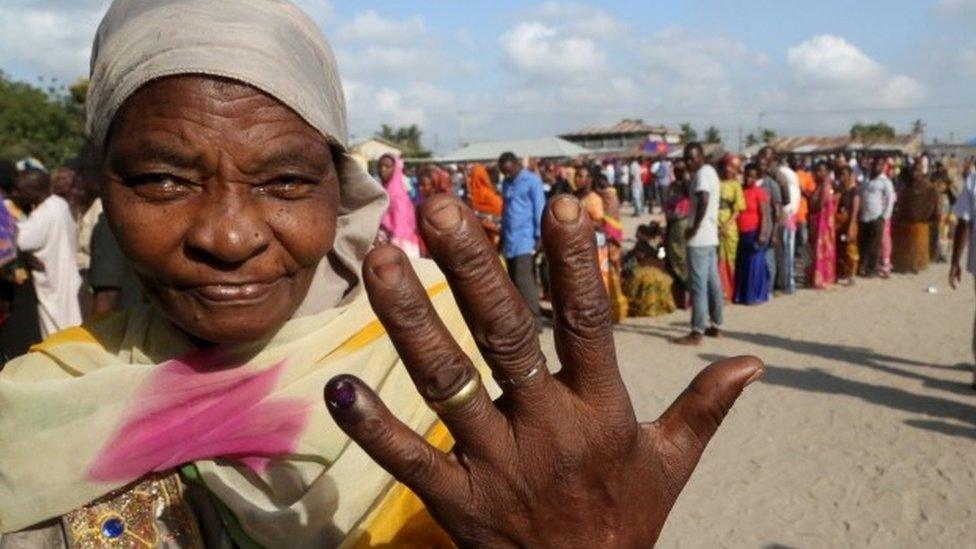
top-left (63, 473), bottom-right (204, 548)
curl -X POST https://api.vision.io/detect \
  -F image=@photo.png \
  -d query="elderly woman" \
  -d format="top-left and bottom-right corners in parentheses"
top-left (0, 1), bottom-right (762, 548)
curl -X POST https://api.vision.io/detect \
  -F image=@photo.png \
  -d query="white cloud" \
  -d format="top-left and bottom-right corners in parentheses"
top-left (0, 2), bottom-right (106, 81)
top-left (528, 1), bottom-right (628, 38)
top-left (500, 22), bottom-right (607, 79)
top-left (786, 34), bottom-right (926, 108)
top-left (337, 9), bottom-right (426, 44)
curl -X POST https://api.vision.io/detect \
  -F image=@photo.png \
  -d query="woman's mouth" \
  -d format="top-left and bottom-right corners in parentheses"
top-left (187, 278), bottom-right (286, 305)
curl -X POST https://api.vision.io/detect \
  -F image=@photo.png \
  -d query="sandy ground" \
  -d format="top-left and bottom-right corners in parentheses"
top-left (539, 213), bottom-right (976, 548)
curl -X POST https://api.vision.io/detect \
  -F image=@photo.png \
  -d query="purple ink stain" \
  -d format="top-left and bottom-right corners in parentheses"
top-left (325, 377), bottom-right (357, 410)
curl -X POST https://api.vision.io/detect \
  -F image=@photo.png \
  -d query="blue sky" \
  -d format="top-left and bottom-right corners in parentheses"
top-left (1, 0), bottom-right (974, 152)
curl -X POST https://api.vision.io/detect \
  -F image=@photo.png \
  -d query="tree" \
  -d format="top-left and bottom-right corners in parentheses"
top-left (849, 122), bottom-right (896, 142)
top-left (761, 129), bottom-right (777, 144)
top-left (745, 133), bottom-right (759, 147)
top-left (376, 124), bottom-right (432, 158)
top-left (679, 123), bottom-right (698, 143)
top-left (704, 126), bottom-right (722, 144)
top-left (0, 72), bottom-right (87, 166)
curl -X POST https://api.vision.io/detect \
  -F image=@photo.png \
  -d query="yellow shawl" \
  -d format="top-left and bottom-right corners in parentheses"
top-left (0, 259), bottom-right (486, 548)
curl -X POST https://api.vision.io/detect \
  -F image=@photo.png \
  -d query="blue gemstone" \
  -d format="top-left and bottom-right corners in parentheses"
top-left (101, 517), bottom-right (125, 539)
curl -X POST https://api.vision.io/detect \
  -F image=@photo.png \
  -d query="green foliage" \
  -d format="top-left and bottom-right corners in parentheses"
top-left (0, 72), bottom-right (88, 167)
top-left (761, 128), bottom-right (777, 144)
top-left (849, 122), bottom-right (896, 142)
top-left (376, 124), bottom-right (432, 159)
top-left (704, 126), bottom-right (722, 144)
top-left (679, 122), bottom-right (698, 143)
top-left (745, 133), bottom-right (759, 147)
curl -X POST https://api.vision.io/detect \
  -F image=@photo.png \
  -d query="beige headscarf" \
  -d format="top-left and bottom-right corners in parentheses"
top-left (87, 0), bottom-right (388, 314)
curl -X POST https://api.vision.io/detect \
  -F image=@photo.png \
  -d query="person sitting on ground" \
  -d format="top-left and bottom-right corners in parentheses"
top-left (623, 222), bottom-right (677, 317)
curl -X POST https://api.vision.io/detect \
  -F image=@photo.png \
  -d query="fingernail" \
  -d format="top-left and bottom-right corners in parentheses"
top-left (325, 377), bottom-right (357, 410)
top-left (744, 367), bottom-right (764, 387)
top-left (371, 259), bottom-right (403, 287)
top-left (553, 197), bottom-right (580, 223)
top-left (427, 201), bottom-right (461, 231)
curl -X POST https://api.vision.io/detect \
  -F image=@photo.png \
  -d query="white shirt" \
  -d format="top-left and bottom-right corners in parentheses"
top-left (688, 164), bottom-right (721, 248)
top-left (860, 174), bottom-right (896, 222)
top-left (619, 163), bottom-right (630, 185)
top-left (630, 161), bottom-right (642, 187)
top-left (17, 195), bottom-right (82, 337)
top-left (778, 165), bottom-right (801, 217)
top-left (954, 170), bottom-right (976, 275)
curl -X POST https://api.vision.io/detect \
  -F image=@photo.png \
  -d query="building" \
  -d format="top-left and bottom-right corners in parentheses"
top-left (560, 119), bottom-right (681, 155)
top-left (767, 134), bottom-right (923, 157)
top-left (439, 137), bottom-right (590, 163)
top-left (349, 137), bottom-right (403, 170)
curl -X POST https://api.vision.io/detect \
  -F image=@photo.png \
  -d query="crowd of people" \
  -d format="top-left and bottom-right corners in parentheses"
top-left (0, 142), bottom-right (969, 359)
top-left (0, 154), bottom-right (137, 358)
top-left (369, 143), bottom-right (972, 347)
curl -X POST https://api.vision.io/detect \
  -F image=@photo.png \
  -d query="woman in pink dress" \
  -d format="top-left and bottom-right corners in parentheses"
top-left (806, 161), bottom-right (837, 289)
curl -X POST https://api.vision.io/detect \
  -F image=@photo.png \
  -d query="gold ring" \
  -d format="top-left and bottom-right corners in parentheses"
top-left (426, 374), bottom-right (482, 415)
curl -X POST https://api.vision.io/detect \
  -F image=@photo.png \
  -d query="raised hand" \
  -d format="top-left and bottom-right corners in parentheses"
top-left (325, 194), bottom-right (763, 548)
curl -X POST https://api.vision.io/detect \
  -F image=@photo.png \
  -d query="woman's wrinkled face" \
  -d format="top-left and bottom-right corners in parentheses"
top-left (102, 76), bottom-right (340, 345)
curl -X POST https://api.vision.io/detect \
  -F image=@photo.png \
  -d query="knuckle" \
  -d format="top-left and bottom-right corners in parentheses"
top-left (480, 303), bottom-right (538, 364)
top-left (396, 443), bottom-right (439, 486)
top-left (436, 224), bottom-right (496, 278)
top-left (420, 353), bottom-right (474, 401)
top-left (384, 291), bottom-right (434, 332)
top-left (558, 289), bottom-right (612, 342)
top-left (357, 416), bottom-right (393, 447)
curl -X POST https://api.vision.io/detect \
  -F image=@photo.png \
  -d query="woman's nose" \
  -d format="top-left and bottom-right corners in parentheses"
top-left (184, 189), bottom-right (271, 266)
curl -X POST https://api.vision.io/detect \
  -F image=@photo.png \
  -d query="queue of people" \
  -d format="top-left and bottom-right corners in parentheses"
top-left (369, 143), bottom-right (969, 349)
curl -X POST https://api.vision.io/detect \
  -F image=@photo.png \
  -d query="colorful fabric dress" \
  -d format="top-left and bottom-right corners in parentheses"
top-left (582, 191), bottom-right (610, 290)
top-left (733, 185), bottom-right (769, 305)
top-left (835, 186), bottom-right (860, 280)
top-left (664, 187), bottom-right (691, 306)
top-left (806, 185), bottom-right (837, 289)
top-left (379, 156), bottom-right (421, 257)
top-left (623, 263), bottom-right (677, 317)
top-left (597, 187), bottom-right (628, 322)
top-left (718, 179), bottom-right (746, 301)
top-left (892, 179), bottom-right (938, 273)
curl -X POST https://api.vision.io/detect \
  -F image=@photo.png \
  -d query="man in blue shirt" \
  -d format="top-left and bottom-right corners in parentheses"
top-left (499, 151), bottom-right (545, 331)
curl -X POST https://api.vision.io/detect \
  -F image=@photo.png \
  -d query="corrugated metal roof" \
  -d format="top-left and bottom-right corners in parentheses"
top-left (769, 134), bottom-right (922, 155)
top-left (561, 119), bottom-right (677, 138)
top-left (438, 137), bottom-right (591, 162)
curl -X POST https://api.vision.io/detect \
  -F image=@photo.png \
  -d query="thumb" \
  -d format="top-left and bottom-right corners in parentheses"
top-left (651, 356), bottom-right (763, 472)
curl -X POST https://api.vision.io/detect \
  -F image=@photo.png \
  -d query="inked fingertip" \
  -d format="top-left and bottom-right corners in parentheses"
top-left (325, 375), bottom-right (358, 411)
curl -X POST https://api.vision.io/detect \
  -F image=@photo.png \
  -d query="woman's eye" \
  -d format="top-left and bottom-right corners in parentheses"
top-left (261, 177), bottom-right (316, 198)
top-left (123, 174), bottom-right (191, 199)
